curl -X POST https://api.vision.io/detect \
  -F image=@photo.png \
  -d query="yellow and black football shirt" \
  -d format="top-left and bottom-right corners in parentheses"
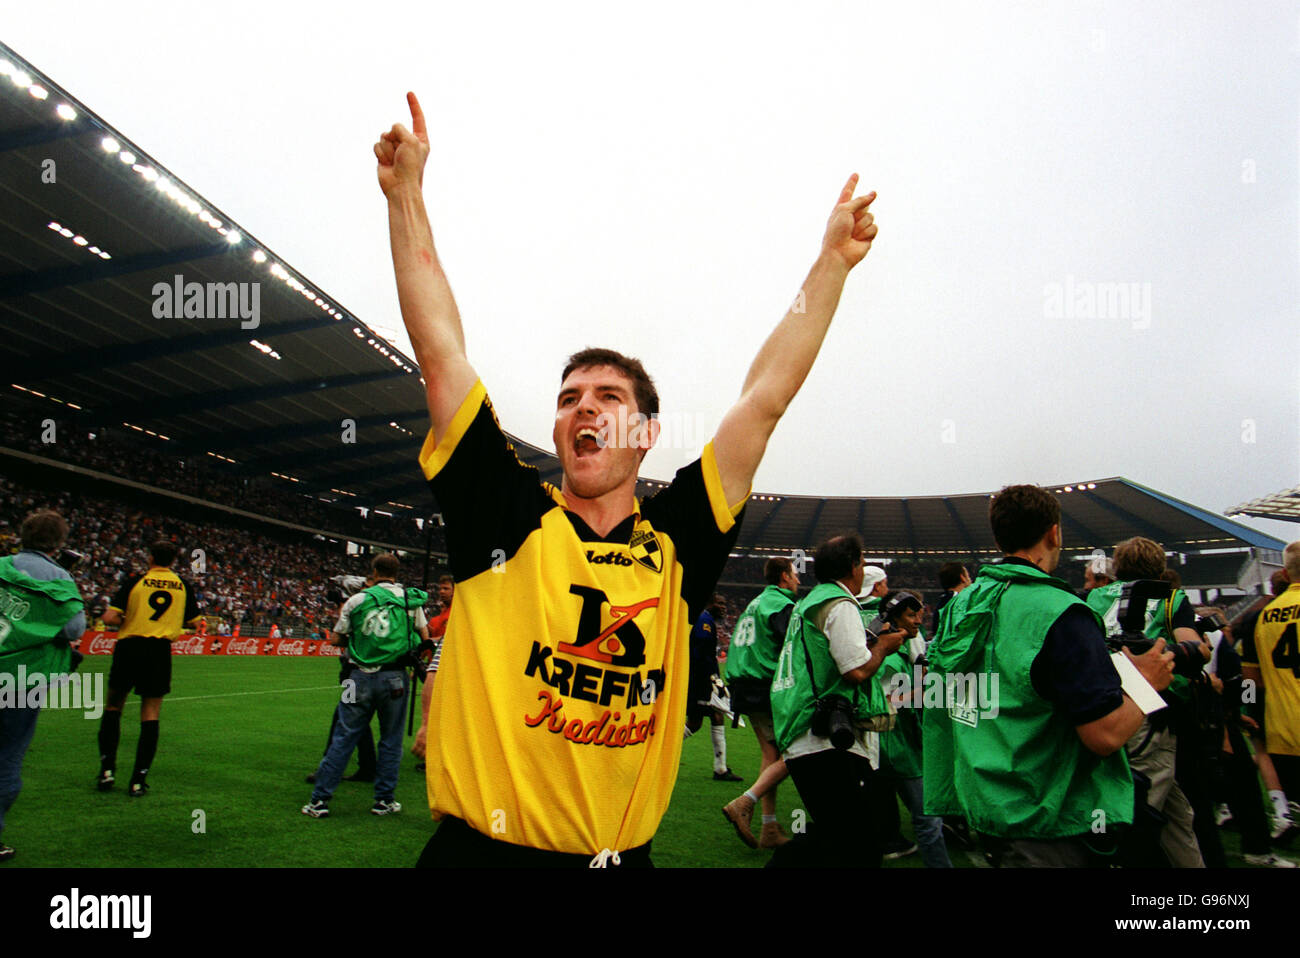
top-left (419, 380), bottom-right (746, 855)
top-left (109, 565), bottom-right (200, 639)
top-left (1243, 582), bottom-right (1300, 756)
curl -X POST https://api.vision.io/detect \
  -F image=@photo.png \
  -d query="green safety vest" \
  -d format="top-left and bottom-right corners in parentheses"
top-left (879, 628), bottom-right (924, 779)
top-left (725, 585), bottom-right (796, 683)
top-left (347, 584), bottom-right (429, 668)
top-left (771, 582), bottom-right (891, 754)
top-left (923, 560), bottom-right (1133, 838)
top-left (1086, 581), bottom-right (1192, 704)
top-left (857, 595), bottom-right (882, 628)
top-left (0, 556), bottom-right (83, 679)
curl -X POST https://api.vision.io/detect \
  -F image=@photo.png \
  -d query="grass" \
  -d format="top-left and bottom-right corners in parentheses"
top-left (3, 657), bottom-right (1284, 867)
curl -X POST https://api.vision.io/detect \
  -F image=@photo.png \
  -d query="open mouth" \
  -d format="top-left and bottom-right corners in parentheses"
top-left (573, 426), bottom-right (603, 459)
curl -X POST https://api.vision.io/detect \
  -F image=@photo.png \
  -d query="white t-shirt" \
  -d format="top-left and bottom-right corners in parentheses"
top-left (783, 582), bottom-right (880, 767)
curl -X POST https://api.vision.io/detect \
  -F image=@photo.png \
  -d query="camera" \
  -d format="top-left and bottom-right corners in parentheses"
top-left (1104, 579), bottom-right (1173, 655)
top-left (810, 695), bottom-right (857, 750)
top-left (863, 616), bottom-right (888, 648)
top-left (58, 548), bottom-right (85, 572)
top-left (325, 574), bottom-right (367, 606)
top-left (1191, 611), bottom-right (1226, 637)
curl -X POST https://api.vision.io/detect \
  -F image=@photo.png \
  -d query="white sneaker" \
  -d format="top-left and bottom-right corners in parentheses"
top-left (1243, 851), bottom-right (1297, 868)
top-left (1271, 819), bottom-right (1298, 845)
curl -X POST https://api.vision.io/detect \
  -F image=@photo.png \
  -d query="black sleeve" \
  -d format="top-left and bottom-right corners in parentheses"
top-left (640, 455), bottom-right (744, 624)
top-left (424, 388), bottom-right (558, 582)
top-left (768, 605), bottom-right (793, 647)
top-left (1236, 611), bottom-right (1260, 664)
top-left (177, 576), bottom-right (201, 622)
top-left (109, 573), bottom-right (141, 611)
top-left (1170, 592), bottom-right (1196, 631)
top-left (1030, 604), bottom-right (1125, 725)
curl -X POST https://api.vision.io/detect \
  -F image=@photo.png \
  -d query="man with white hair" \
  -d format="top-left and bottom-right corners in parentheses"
top-left (1083, 554), bottom-right (1115, 592)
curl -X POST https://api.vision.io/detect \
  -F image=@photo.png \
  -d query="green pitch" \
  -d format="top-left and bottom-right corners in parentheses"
top-left (3, 657), bottom-right (1272, 867)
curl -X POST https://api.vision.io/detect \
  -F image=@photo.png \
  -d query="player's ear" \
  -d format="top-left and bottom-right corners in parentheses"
top-left (642, 415), bottom-right (661, 452)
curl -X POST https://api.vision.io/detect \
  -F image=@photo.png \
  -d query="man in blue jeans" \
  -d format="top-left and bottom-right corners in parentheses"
top-left (302, 554), bottom-right (428, 818)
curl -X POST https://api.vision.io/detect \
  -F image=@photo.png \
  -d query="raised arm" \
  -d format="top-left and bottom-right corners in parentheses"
top-left (712, 174), bottom-right (878, 506)
top-left (376, 92), bottom-right (479, 442)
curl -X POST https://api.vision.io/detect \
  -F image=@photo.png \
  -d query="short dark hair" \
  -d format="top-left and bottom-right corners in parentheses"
top-left (437, 574), bottom-right (455, 587)
top-left (20, 510), bottom-right (67, 554)
top-left (764, 557), bottom-right (794, 585)
top-left (1158, 568), bottom-right (1182, 590)
top-left (813, 534), bottom-right (863, 585)
top-left (149, 540), bottom-right (178, 567)
top-left (881, 589), bottom-right (923, 624)
top-left (561, 348), bottom-right (659, 418)
top-left (938, 562), bottom-right (967, 590)
top-left (372, 553), bottom-right (401, 580)
top-left (989, 485), bottom-right (1060, 554)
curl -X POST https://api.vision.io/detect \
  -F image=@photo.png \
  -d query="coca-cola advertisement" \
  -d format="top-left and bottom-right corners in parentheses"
top-left (84, 632), bottom-right (118, 655)
top-left (171, 635), bottom-right (214, 656)
top-left (224, 637), bottom-right (262, 656)
top-left (77, 632), bottom-right (341, 657)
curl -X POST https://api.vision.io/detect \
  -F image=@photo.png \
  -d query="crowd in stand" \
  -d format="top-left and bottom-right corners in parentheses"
top-left (0, 475), bottom-right (385, 635)
top-left (1, 405), bottom-right (442, 552)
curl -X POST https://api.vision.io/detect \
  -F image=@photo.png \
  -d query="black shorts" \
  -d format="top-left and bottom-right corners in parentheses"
top-left (416, 817), bottom-right (653, 868)
top-left (728, 676), bottom-right (772, 717)
top-left (108, 636), bottom-right (173, 698)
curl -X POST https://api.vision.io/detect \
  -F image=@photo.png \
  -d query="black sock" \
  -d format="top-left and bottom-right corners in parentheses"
top-left (98, 710), bottom-right (122, 773)
top-left (132, 720), bottom-right (159, 785)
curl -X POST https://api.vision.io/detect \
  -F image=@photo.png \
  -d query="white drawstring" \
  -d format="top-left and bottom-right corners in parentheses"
top-left (588, 848), bottom-right (622, 868)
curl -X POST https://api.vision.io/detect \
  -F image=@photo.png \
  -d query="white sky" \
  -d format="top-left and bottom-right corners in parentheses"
top-left (6, 0), bottom-right (1299, 544)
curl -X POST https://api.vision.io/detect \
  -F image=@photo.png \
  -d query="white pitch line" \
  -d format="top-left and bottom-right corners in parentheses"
top-left (115, 685), bottom-right (340, 705)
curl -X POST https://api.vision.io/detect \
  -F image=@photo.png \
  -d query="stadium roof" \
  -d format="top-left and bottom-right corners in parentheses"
top-left (1227, 485), bottom-right (1300, 526)
top-left (1, 42), bottom-right (1284, 561)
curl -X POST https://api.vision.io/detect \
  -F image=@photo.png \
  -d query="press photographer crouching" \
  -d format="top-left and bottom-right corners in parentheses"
top-left (767, 534), bottom-right (903, 868)
top-left (1087, 538), bottom-right (1212, 867)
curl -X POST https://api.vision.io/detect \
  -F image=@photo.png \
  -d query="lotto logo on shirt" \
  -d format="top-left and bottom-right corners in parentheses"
top-left (521, 585), bottom-right (665, 748)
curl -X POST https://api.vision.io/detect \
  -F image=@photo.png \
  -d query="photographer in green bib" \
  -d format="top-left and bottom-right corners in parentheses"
top-left (767, 534), bottom-right (904, 868)
top-left (1086, 537), bottom-right (1212, 867)
top-left (302, 553), bottom-right (429, 819)
top-left (1, 510), bottom-right (86, 863)
top-left (924, 485), bottom-right (1175, 867)
top-left (721, 557), bottom-right (799, 850)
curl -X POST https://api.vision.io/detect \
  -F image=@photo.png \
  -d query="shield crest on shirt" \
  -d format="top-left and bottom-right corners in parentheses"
top-left (628, 528), bottom-right (662, 574)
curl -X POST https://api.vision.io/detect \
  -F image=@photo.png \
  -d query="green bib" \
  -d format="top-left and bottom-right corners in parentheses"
top-left (879, 634), bottom-right (924, 778)
top-left (771, 583), bottom-right (891, 754)
top-left (0, 557), bottom-right (83, 679)
top-left (348, 584), bottom-right (429, 668)
top-left (923, 561), bottom-right (1133, 838)
top-left (725, 585), bottom-right (796, 683)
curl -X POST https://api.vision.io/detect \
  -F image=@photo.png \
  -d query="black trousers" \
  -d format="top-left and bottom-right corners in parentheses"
top-left (1217, 723), bottom-right (1270, 855)
top-left (767, 749), bottom-right (882, 868)
top-left (415, 816), bottom-right (653, 868)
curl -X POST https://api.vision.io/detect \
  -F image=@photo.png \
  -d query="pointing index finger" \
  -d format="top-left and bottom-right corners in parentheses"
top-left (407, 91), bottom-right (427, 138)
top-left (837, 173), bottom-right (859, 205)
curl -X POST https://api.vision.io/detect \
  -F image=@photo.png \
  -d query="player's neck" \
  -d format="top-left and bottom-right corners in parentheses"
top-left (560, 477), bottom-right (638, 538)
